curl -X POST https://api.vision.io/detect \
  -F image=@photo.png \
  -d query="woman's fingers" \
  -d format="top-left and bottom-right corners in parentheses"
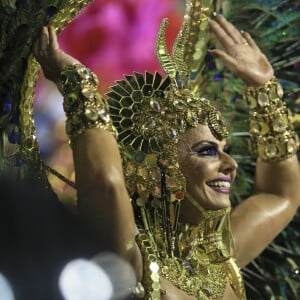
top-left (32, 27), bottom-right (50, 61)
top-left (214, 14), bottom-right (245, 44)
top-left (210, 14), bottom-right (253, 54)
top-left (242, 31), bottom-right (259, 50)
top-left (48, 26), bottom-right (59, 51)
top-left (40, 27), bottom-right (52, 59)
top-left (40, 27), bottom-right (50, 50)
top-left (209, 18), bottom-right (235, 51)
top-left (209, 49), bottom-right (237, 72)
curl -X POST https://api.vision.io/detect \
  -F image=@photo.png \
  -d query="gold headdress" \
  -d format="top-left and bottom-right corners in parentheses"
top-left (107, 0), bottom-right (228, 206)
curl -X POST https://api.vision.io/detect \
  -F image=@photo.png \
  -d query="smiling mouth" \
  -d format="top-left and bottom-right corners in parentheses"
top-left (206, 180), bottom-right (231, 194)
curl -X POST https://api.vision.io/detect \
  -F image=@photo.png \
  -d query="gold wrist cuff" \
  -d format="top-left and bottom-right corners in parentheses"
top-left (250, 131), bottom-right (298, 161)
top-left (244, 76), bottom-right (284, 109)
top-left (244, 77), bottom-right (299, 161)
top-left (59, 64), bottom-right (116, 140)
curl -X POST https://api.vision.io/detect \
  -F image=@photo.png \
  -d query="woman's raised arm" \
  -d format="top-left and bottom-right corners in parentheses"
top-left (210, 14), bottom-right (300, 267)
top-left (33, 26), bottom-right (142, 277)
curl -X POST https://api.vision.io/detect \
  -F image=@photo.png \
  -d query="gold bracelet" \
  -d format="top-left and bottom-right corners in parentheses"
top-left (244, 77), bottom-right (299, 161)
top-left (59, 64), bottom-right (116, 140)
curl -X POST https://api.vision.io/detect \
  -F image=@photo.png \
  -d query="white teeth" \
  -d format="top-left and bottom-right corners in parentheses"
top-left (207, 181), bottom-right (231, 188)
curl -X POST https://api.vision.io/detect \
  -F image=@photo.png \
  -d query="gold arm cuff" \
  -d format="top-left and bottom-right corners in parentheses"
top-left (59, 64), bottom-right (116, 140)
top-left (244, 77), bottom-right (299, 162)
top-left (250, 131), bottom-right (299, 161)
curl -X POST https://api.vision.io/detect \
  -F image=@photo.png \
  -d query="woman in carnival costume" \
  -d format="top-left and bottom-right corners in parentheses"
top-left (33, 1), bottom-right (300, 299)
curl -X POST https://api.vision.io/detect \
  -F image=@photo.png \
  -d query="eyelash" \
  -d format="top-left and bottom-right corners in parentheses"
top-left (193, 146), bottom-right (218, 157)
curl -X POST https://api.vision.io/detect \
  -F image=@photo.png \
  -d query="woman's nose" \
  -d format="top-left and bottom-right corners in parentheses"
top-left (220, 152), bottom-right (238, 174)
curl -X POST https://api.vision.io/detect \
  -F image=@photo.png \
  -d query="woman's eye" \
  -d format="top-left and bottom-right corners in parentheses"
top-left (194, 146), bottom-right (218, 157)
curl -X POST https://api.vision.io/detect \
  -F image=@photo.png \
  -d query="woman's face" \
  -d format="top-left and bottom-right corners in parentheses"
top-left (177, 124), bottom-right (237, 210)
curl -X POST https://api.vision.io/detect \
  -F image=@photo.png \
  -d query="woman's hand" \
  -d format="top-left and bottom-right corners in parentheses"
top-left (33, 26), bottom-right (80, 83)
top-left (209, 14), bottom-right (274, 86)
